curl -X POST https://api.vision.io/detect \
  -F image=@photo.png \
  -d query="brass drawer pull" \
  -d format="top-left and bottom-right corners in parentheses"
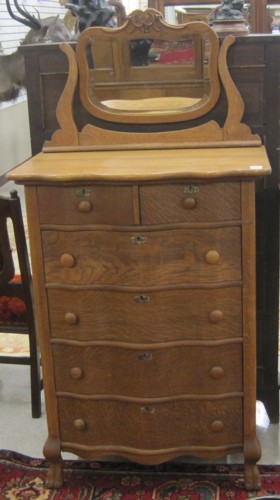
top-left (134, 295), bottom-right (150, 304)
top-left (137, 352), bottom-right (153, 361)
top-left (140, 406), bottom-right (155, 414)
top-left (131, 236), bottom-right (147, 245)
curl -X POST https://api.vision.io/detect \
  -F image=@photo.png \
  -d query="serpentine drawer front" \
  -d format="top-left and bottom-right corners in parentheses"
top-left (42, 227), bottom-right (241, 285)
top-left (47, 286), bottom-right (242, 341)
top-left (52, 342), bottom-right (243, 396)
top-left (7, 147), bottom-right (271, 489)
top-left (57, 397), bottom-right (243, 451)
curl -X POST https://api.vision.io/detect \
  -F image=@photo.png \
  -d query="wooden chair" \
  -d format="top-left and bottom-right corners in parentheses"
top-left (0, 189), bottom-right (42, 418)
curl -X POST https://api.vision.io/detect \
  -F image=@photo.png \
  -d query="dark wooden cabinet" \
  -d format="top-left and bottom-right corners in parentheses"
top-left (20, 34), bottom-right (280, 422)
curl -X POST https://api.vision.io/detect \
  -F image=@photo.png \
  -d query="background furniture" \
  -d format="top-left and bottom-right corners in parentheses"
top-left (148, 0), bottom-right (280, 33)
top-left (0, 190), bottom-right (41, 418)
top-left (20, 32), bottom-right (280, 422)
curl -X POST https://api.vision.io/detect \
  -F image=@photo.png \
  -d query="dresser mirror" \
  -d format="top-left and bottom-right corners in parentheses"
top-left (44, 8), bottom-right (261, 151)
top-left (75, 12), bottom-right (220, 124)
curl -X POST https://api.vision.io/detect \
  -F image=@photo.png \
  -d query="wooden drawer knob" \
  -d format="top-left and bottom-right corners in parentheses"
top-left (210, 366), bottom-right (225, 379)
top-left (210, 420), bottom-right (224, 432)
top-left (73, 418), bottom-right (87, 431)
top-left (182, 197), bottom-right (196, 209)
top-left (78, 200), bottom-right (92, 213)
top-left (209, 309), bottom-right (224, 323)
top-left (205, 250), bottom-right (220, 265)
top-left (70, 367), bottom-right (84, 380)
top-left (60, 253), bottom-right (75, 268)
top-left (64, 312), bottom-right (78, 325)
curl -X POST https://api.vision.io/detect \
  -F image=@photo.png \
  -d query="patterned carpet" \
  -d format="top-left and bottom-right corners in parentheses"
top-left (1, 450), bottom-right (280, 499)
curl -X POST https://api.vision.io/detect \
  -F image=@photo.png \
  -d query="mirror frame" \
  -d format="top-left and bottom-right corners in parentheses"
top-left (44, 9), bottom-right (261, 151)
top-left (76, 9), bottom-right (221, 124)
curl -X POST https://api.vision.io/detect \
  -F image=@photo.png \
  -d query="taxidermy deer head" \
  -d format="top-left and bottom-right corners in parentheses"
top-left (0, 0), bottom-right (72, 102)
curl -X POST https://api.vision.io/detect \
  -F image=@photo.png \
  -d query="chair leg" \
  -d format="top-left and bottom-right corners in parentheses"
top-left (28, 327), bottom-right (42, 418)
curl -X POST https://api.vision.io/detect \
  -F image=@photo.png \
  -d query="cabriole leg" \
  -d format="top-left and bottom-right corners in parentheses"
top-left (244, 436), bottom-right (261, 490)
top-left (43, 436), bottom-right (64, 488)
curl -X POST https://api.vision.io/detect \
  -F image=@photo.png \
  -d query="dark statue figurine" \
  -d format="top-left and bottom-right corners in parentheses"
top-left (65, 0), bottom-right (116, 31)
top-left (213, 0), bottom-right (245, 21)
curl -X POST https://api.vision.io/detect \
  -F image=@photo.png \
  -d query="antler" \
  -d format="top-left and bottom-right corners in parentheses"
top-left (6, 0), bottom-right (42, 29)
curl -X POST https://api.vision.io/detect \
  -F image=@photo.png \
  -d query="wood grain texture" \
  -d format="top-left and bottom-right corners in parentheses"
top-left (140, 181), bottom-right (241, 224)
top-left (37, 185), bottom-right (134, 226)
top-left (7, 147), bottom-right (271, 184)
top-left (46, 286), bottom-right (242, 342)
top-left (57, 397), bottom-right (243, 450)
top-left (52, 341), bottom-right (243, 396)
top-left (42, 227), bottom-right (241, 286)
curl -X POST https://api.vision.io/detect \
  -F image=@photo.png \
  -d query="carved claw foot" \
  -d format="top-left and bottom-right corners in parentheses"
top-left (46, 462), bottom-right (64, 489)
top-left (244, 463), bottom-right (261, 490)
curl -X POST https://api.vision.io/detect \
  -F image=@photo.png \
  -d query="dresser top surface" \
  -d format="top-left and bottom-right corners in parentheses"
top-left (8, 147), bottom-right (271, 184)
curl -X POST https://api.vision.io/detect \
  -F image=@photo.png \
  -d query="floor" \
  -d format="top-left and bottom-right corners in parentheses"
top-left (0, 182), bottom-right (279, 464)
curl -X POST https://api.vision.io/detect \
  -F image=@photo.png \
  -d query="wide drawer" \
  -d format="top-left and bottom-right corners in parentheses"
top-left (48, 286), bottom-right (242, 342)
top-left (140, 182), bottom-right (241, 224)
top-left (58, 397), bottom-right (243, 450)
top-left (42, 227), bottom-right (241, 285)
top-left (52, 342), bottom-right (243, 396)
top-left (37, 185), bottom-right (134, 225)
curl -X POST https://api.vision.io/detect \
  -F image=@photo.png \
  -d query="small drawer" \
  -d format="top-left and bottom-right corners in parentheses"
top-left (42, 226), bottom-right (241, 286)
top-left (140, 182), bottom-right (241, 224)
top-left (58, 397), bottom-right (243, 450)
top-left (48, 287), bottom-right (242, 342)
top-left (52, 341), bottom-right (243, 396)
top-left (37, 185), bottom-right (134, 225)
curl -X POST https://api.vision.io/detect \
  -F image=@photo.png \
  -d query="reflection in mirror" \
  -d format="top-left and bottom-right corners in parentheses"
top-left (76, 9), bottom-right (221, 124)
top-left (268, 3), bottom-right (280, 32)
top-left (165, 2), bottom-right (280, 33)
top-left (164, 3), bottom-right (251, 30)
top-left (101, 37), bottom-right (211, 112)
top-left (130, 38), bottom-right (195, 67)
top-left (165, 4), bottom-right (219, 25)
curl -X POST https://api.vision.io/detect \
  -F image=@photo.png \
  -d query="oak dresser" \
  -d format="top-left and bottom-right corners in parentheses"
top-left (19, 34), bottom-right (280, 424)
top-left (9, 147), bottom-right (271, 489)
top-left (8, 8), bottom-right (272, 490)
